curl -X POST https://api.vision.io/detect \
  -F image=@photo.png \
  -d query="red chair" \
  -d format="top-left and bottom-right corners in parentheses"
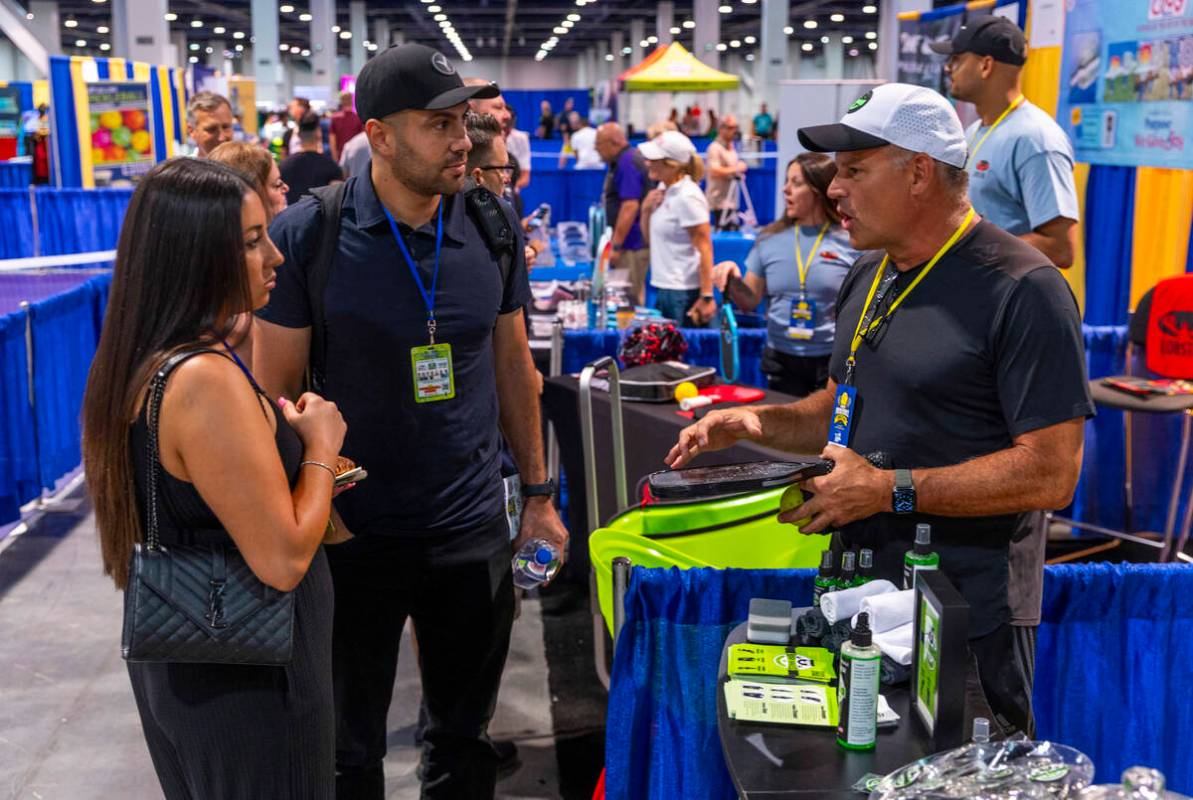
top-left (1054, 275), bottom-right (1193, 561)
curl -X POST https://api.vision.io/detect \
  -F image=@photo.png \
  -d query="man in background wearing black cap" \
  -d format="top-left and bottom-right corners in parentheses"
top-left (253, 43), bottom-right (568, 798)
top-left (932, 16), bottom-right (1080, 269)
top-left (932, 16), bottom-right (1081, 708)
top-left (664, 83), bottom-right (1092, 737)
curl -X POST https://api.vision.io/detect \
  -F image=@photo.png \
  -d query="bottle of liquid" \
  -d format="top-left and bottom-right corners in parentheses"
top-left (512, 539), bottom-right (562, 589)
top-left (903, 523), bottom-right (940, 590)
top-left (837, 611), bottom-right (882, 751)
top-left (857, 549), bottom-right (874, 585)
top-left (812, 550), bottom-right (835, 607)
top-left (837, 550), bottom-right (857, 590)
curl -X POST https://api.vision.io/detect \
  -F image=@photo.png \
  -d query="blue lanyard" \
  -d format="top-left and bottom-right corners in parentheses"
top-left (383, 200), bottom-right (444, 344)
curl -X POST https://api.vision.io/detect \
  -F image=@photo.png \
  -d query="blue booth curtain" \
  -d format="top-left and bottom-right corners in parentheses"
top-left (0, 189), bottom-right (36, 258)
top-left (502, 90), bottom-right (591, 139)
top-left (34, 187), bottom-right (133, 259)
top-left (605, 565), bottom-right (1193, 799)
top-left (29, 274), bottom-right (107, 490)
top-left (0, 311), bottom-right (40, 522)
top-left (1082, 165), bottom-right (1136, 326)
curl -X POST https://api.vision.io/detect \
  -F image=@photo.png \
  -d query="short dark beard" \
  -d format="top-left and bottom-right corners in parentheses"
top-left (388, 126), bottom-right (466, 197)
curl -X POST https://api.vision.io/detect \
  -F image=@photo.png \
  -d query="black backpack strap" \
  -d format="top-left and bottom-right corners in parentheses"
top-left (306, 181), bottom-right (349, 392)
top-left (464, 185), bottom-right (517, 290)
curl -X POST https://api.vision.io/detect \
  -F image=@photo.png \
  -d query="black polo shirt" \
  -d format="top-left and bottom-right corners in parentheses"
top-left (258, 174), bottom-right (531, 537)
top-left (828, 220), bottom-right (1093, 637)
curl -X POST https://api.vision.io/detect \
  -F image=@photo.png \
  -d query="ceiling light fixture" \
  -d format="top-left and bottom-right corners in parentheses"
top-left (647, 35), bottom-right (658, 43)
top-left (279, 4), bottom-right (294, 12)
top-left (235, 43), bottom-right (244, 51)
top-left (744, 35), bottom-right (755, 44)
top-left (100, 42), bottom-right (111, 50)
top-left (820, 35), bottom-right (829, 43)
top-left (801, 42), bottom-right (813, 51)
top-left (299, 12), bottom-right (311, 21)
top-left (865, 31), bottom-right (877, 39)
top-left (64, 18), bottom-right (78, 27)
top-left (639, 39), bottom-right (649, 47)
top-left (25, 12), bottom-right (32, 19)
top-left (715, 42), bottom-right (728, 51)
top-left (189, 55), bottom-right (198, 62)
top-left (783, 25), bottom-right (794, 34)
top-left (562, 19), bottom-right (574, 27)
top-left (868, 41), bottom-right (878, 49)
top-left (331, 24), bottom-right (340, 32)
top-left (567, 12), bottom-right (580, 21)
top-left (302, 48), bottom-right (311, 55)
top-left (670, 26), bottom-right (680, 34)
top-left (74, 38), bottom-right (86, 46)
top-left (190, 19), bottom-right (202, 27)
top-left (97, 25), bottom-right (109, 33)
top-left (604, 53), bottom-right (613, 60)
top-left (164, 12), bottom-right (177, 20)
top-left (745, 52), bottom-right (755, 60)
top-left (804, 19), bottom-right (817, 28)
top-left (289, 45), bottom-right (300, 52)
top-left (205, 46), bottom-right (213, 53)
top-left (278, 43), bottom-right (288, 50)
top-left (434, 13), bottom-right (446, 21)
top-left (213, 25), bottom-right (225, 33)
top-left (191, 42), bottom-right (201, 50)
top-left (729, 39), bottom-right (740, 47)
top-left (233, 31), bottom-right (245, 39)
top-left (830, 13), bottom-right (844, 22)
top-left (682, 19), bottom-right (695, 29)
top-left (718, 4), bottom-right (732, 13)
top-left (339, 30), bottom-right (352, 38)
top-left (862, 4), bottom-right (877, 12)
top-left (842, 35), bottom-right (853, 43)
top-left (428, 4), bottom-right (441, 10)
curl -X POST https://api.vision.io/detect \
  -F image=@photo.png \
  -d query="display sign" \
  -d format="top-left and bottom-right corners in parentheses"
top-left (86, 82), bottom-right (155, 184)
top-left (1057, 0), bottom-right (1193, 168)
top-left (911, 569), bottom-right (968, 752)
top-left (897, 2), bottom-right (1022, 94)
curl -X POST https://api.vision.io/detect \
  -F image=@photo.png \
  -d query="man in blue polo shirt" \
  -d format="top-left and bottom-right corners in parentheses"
top-left (933, 16), bottom-right (1080, 268)
top-left (253, 43), bottom-right (567, 799)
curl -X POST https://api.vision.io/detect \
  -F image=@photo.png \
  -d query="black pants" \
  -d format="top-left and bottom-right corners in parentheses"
top-left (971, 623), bottom-right (1037, 738)
top-left (760, 347), bottom-right (831, 398)
top-left (325, 514), bottom-right (514, 799)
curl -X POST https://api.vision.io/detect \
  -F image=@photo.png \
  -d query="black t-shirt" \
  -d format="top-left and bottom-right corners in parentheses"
top-left (280, 151), bottom-right (344, 206)
top-left (258, 175), bottom-right (531, 537)
top-left (828, 220), bottom-right (1093, 637)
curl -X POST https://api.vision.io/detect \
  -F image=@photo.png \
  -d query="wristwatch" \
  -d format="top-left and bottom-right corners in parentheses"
top-left (893, 469), bottom-right (916, 514)
top-left (700, 293), bottom-right (716, 301)
top-left (521, 478), bottom-right (556, 499)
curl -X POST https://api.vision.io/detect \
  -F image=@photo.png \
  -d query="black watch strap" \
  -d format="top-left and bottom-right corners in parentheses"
top-left (521, 478), bottom-right (556, 498)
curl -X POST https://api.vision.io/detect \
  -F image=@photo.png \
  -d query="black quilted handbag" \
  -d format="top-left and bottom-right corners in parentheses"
top-left (121, 349), bottom-right (295, 665)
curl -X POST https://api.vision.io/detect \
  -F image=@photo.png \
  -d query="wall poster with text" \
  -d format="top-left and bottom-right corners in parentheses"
top-left (86, 81), bottom-right (155, 185)
top-left (1057, 0), bottom-right (1193, 168)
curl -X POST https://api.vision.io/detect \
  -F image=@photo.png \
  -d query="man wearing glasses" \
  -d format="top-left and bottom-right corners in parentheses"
top-left (465, 112), bottom-right (539, 270)
top-left (706, 113), bottom-right (749, 231)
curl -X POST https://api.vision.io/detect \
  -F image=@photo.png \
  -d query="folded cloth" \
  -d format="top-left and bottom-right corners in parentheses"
top-left (821, 619), bottom-right (854, 654)
top-left (796, 608), bottom-right (829, 645)
top-left (880, 655), bottom-right (910, 686)
top-left (852, 589), bottom-right (915, 634)
top-left (820, 579), bottom-right (897, 624)
top-left (873, 622), bottom-right (914, 666)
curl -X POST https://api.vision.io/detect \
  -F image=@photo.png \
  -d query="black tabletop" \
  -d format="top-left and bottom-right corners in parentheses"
top-left (541, 375), bottom-right (805, 582)
top-left (716, 622), bottom-right (997, 798)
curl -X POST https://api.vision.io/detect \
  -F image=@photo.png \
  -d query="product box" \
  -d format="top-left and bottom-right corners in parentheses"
top-left (727, 644), bottom-right (836, 684)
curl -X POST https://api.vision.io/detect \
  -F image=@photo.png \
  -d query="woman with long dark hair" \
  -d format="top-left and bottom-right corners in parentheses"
top-left (82, 157), bottom-right (345, 798)
top-left (713, 152), bottom-right (862, 397)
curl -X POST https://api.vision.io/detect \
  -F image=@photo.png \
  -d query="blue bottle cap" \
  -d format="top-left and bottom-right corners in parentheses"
top-left (534, 546), bottom-right (554, 565)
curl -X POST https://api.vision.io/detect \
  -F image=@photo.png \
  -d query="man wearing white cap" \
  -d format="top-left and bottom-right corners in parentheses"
top-left (639, 130), bottom-right (717, 326)
top-left (664, 83), bottom-right (1093, 736)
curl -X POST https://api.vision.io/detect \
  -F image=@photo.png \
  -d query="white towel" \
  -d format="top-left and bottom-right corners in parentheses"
top-left (819, 579), bottom-right (897, 624)
top-left (853, 589), bottom-right (915, 635)
top-left (874, 622), bottom-right (914, 665)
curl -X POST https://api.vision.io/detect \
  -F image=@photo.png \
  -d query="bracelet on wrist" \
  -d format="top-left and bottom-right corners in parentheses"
top-left (300, 460), bottom-right (337, 482)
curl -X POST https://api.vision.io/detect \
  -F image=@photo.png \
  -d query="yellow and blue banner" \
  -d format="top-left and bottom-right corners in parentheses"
top-left (897, 0), bottom-right (1025, 94)
top-left (49, 55), bottom-right (186, 188)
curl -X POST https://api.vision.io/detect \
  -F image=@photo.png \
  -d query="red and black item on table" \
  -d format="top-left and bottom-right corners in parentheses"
top-left (619, 322), bottom-right (688, 368)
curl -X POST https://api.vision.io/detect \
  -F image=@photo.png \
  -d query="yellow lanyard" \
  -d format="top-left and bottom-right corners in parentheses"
top-left (794, 222), bottom-right (829, 294)
top-left (967, 95), bottom-right (1024, 166)
top-left (845, 207), bottom-right (976, 380)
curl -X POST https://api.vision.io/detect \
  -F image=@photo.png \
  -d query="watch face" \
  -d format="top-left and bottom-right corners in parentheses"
top-left (894, 489), bottom-right (915, 514)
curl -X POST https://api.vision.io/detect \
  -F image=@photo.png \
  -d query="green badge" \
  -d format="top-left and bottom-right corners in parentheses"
top-left (848, 90), bottom-right (873, 113)
top-left (410, 343), bottom-right (455, 403)
top-left (1029, 765), bottom-right (1070, 783)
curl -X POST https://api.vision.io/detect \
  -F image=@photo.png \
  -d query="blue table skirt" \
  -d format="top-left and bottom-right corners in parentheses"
top-left (605, 565), bottom-right (1193, 799)
top-left (0, 161), bottom-right (31, 189)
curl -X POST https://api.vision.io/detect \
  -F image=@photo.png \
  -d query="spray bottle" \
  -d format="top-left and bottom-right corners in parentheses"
top-left (837, 550), bottom-right (857, 590)
top-left (813, 550), bottom-right (835, 607)
top-left (837, 611), bottom-right (882, 751)
top-left (856, 549), bottom-right (874, 586)
top-left (903, 523), bottom-right (940, 590)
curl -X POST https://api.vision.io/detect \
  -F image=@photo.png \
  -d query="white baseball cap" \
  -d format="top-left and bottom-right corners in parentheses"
top-left (638, 130), bottom-right (697, 163)
top-left (797, 83), bottom-right (968, 169)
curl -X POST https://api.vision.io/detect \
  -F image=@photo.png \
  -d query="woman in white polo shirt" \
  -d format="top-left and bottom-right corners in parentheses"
top-left (639, 131), bottom-right (717, 327)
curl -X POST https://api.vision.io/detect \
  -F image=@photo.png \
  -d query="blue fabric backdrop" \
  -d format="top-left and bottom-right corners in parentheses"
top-left (35, 188), bottom-right (132, 257)
top-left (502, 89), bottom-right (590, 138)
top-left (0, 189), bottom-right (35, 258)
top-left (605, 565), bottom-right (1193, 799)
top-left (29, 274), bottom-right (109, 489)
top-left (1082, 166), bottom-right (1137, 326)
top-left (0, 311), bottom-right (39, 521)
top-left (0, 162), bottom-right (31, 189)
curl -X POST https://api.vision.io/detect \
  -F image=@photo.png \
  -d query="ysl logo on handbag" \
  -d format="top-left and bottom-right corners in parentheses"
top-left (205, 579), bottom-right (228, 629)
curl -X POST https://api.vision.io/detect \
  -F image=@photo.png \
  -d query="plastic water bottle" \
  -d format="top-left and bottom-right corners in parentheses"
top-left (512, 539), bottom-right (561, 589)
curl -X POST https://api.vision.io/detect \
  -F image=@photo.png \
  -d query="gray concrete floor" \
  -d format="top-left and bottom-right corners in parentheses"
top-left (0, 502), bottom-right (559, 800)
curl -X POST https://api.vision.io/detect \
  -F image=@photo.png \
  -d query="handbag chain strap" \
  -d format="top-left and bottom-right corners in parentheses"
top-left (144, 348), bottom-right (220, 553)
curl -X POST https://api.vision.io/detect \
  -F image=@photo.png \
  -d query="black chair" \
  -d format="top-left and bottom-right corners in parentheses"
top-left (1053, 280), bottom-right (1193, 562)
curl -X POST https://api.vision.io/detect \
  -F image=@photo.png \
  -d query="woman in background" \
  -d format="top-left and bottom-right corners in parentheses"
top-left (209, 140), bottom-right (289, 220)
top-left (713, 152), bottom-right (861, 397)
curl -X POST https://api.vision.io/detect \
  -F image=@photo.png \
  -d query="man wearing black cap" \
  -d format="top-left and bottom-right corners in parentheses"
top-left (931, 16), bottom-right (1080, 269)
top-left (253, 43), bottom-right (567, 798)
top-left (664, 83), bottom-right (1092, 737)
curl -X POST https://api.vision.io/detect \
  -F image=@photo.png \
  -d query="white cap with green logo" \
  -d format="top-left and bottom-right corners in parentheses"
top-left (797, 82), bottom-right (968, 169)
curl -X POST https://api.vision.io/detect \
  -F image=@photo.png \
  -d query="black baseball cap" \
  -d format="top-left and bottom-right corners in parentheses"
top-left (355, 43), bottom-right (499, 123)
top-left (928, 16), bottom-right (1027, 66)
